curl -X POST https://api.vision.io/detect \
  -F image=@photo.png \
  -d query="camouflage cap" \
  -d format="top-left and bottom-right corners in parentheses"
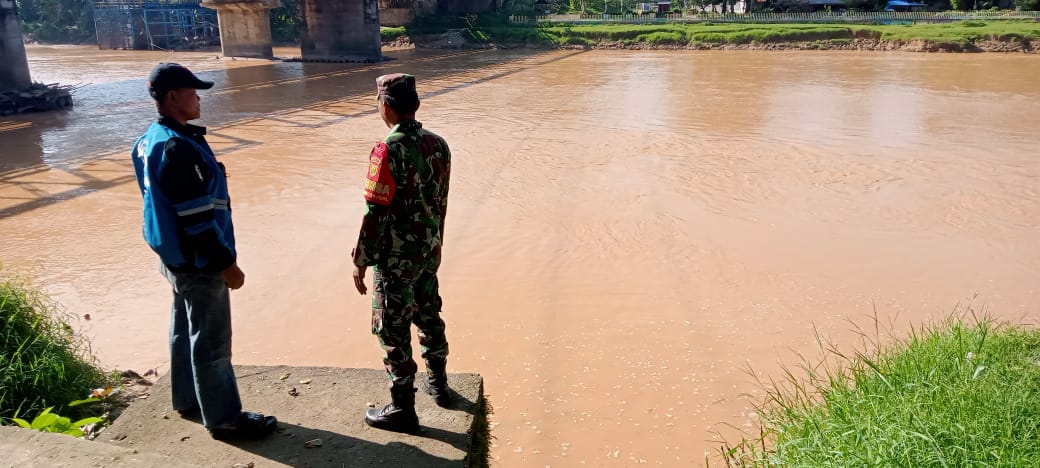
top-left (376, 73), bottom-right (418, 101)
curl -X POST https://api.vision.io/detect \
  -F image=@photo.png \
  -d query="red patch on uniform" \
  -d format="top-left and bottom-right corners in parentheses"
top-left (363, 142), bottom-right (395, 205)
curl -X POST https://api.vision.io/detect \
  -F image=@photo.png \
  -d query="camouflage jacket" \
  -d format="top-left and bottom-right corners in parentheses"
top-left (352, 119), bottom-right (451, 270)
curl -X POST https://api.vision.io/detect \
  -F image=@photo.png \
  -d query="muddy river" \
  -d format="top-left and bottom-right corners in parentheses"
top-left (1, 45), bottom-right (1037, 465)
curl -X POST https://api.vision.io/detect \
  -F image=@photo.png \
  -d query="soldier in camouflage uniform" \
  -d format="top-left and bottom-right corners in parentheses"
top-left (351, 73), bottom-right (452, 433)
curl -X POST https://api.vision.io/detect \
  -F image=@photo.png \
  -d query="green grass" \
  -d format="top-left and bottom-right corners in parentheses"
top-left (380, 26), bottom-right (408, 42)
top-left (867, 21), bottom-right (1040, 44)
top-left (723, 314), bottom-right (1040, 466)
top-left (637, 31), bottom-right (685, 45)
top-left (483, 26), bottom-right (559, 45)
top-left (468, 21), bottom-right (1040, 48)
top-left (0, 271), bottom-right (110, 423)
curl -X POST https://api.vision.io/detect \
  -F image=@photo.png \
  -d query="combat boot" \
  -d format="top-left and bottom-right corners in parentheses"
top-left (365, 385), bottom-right (419, 433)
top-left (423, 359), bottom-right (453, 408)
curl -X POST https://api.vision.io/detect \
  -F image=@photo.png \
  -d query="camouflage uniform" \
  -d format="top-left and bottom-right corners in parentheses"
top-left (352, 76), bottom-right (451, 391)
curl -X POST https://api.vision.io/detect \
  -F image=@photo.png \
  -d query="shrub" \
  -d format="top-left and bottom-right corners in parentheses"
top-left (1, 272), bottom-right (109, 423)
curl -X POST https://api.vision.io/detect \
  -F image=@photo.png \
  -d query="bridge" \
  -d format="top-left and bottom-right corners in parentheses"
top-left (171, 0), bottom-right (498, 61)
top-left (1, 0), bottom-right (497, 94)
top-left (129, 0), bottom-right (385, 62)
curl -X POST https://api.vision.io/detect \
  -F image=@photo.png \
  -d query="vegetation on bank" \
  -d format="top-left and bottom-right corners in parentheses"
top-left (461, 20), bottom-right (1040, 48)
top-left (12, 0), bottom-right (1039, 45)
top-left (0, 270), bottom-right (114, 429)
top-left (14, 0), bottom-right (95, 43)
top-left (381, 26), bottom-right (410, 43)
top-left (517, 0), bottom-right (1040, 14)
top-left (722, 314), bottom-right (1040, 466)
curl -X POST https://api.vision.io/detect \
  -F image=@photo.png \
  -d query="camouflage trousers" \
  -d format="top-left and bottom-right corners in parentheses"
top-left (371, 263), bottom-right (448, 388)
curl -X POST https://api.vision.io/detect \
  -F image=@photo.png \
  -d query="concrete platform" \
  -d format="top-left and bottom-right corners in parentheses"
top-left (101, 366), bottom-right (486, 467)
top-left (0, 425), bottom-right (200, 468)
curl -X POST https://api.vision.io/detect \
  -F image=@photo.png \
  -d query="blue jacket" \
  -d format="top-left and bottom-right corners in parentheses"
top-left (131, 121), bottom-right (236, 271)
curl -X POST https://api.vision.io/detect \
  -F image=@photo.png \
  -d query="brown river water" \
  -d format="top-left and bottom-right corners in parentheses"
top-left (1, 45), bottom-right (1038, 466)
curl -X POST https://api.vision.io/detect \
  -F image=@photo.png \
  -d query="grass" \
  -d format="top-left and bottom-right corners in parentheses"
top-left (482, 26), bottom-right (559, 45)
top-left (722, 311), bottom-right (1040, 466)
top-left (0, 270), bottom-right (111, 424)
top-left (381, 26), bottom-right (408, 42)
top-left (456, 20), bottom-right (1040, 48)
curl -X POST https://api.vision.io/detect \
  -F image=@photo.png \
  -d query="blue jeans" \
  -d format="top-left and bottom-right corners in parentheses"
top-left (162, 265), bottom-right (242, 428)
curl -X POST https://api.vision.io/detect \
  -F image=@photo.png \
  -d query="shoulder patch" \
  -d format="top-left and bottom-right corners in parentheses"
top-left (363, 142), bottom-right (396, 205)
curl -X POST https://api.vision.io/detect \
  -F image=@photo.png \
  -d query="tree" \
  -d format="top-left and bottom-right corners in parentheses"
top-left (16, 0), bottom-right (94, 42)
top-left (15, 0), bottom-right (38, 21)
top-left (270, 0), bottom-right (299, 43)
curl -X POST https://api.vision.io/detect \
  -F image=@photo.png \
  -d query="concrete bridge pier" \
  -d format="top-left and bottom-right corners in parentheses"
top-left (300, 0), bottom-right (383, 62)
top-left (1, 0), bottom-right (31, 90)
top-left (202, 0), bottom-right (281, 59)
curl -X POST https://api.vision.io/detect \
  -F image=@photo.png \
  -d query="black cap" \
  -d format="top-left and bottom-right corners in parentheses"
top-left (148, 62), bottom-right (214, 99)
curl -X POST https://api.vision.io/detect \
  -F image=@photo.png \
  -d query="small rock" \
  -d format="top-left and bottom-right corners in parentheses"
top-left (367, 402), bottom-right (376, 408)
top-left (305, 438), bottom-right (322, 448)
top-left (163, 413), bottom-right (169, 419)
top-left (232, 463), bottom-right (255, 468)
top-left (84, 313), bottom-right (91, 320)
top-left (289, 387), bottom-right (300, 397)
top-left (180, 435), bottom-right (191, 442)
top-left (299, 379), bottom-right (312, 385)
top-left (279, 373), bottom-right (291, 380)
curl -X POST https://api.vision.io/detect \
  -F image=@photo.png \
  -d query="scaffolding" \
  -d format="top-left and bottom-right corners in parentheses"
top-left (94, 0), bottom-right (220, 50)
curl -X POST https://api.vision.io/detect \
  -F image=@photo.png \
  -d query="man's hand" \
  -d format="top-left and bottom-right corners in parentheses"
top-left (223, 263), bottom-right (245, 290)
top-left (353, 265), bottom-right (368, 295)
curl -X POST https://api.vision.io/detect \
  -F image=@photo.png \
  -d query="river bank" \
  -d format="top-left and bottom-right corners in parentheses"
top-left (387, 20), bottom-right (1040, 53)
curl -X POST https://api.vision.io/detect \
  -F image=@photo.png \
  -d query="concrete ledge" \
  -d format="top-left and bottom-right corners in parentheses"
top-left (102, 366), bottom-right (486, 467)
top-left (0, 425), bottom-right (201, 468)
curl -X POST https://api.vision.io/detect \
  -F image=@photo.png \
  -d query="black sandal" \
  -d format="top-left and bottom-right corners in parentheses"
top-left (208, 411), bottom-right (278, 440)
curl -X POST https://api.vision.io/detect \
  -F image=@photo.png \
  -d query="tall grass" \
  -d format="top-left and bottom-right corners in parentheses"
top-left (0, 271), bottom-right (109, 423)
top-left (722, 311), bottom-right (1040, 466)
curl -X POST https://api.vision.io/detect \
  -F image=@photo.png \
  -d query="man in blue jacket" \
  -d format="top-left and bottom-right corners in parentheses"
top-left (131, 63), bottom-right (276, 440)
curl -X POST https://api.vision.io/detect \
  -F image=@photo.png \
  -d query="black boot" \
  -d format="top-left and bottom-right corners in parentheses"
top-left (423, 360), bottom-right (453, 408)
top-left (365, 385), bottom-right (419, 433)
